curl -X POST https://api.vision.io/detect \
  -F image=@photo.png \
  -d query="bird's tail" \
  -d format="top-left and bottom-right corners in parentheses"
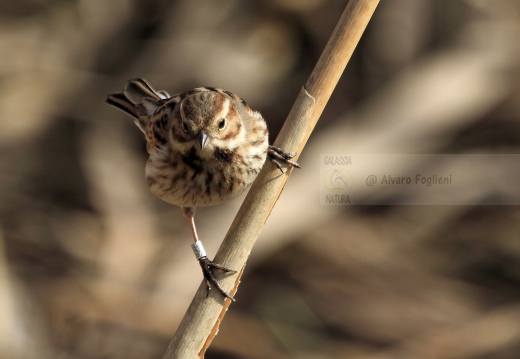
top-left (106, 79), bottom-right (170, 134)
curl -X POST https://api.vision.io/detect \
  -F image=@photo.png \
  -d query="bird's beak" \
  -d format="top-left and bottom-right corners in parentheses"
top-left (199, 130), bottom-right (208, 150)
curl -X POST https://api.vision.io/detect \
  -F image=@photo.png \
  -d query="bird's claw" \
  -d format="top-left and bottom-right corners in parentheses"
top-left (198, 256), bottom-right (236, 301)
top-left (268, 145), bottom-right (301, 173)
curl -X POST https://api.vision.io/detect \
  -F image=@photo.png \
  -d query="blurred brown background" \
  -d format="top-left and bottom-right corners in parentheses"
top-left (1, 0), bottom-right (520, 358)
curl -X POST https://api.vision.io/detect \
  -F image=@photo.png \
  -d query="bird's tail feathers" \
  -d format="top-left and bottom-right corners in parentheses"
top-left (106, 78), bottom-right (170, 133)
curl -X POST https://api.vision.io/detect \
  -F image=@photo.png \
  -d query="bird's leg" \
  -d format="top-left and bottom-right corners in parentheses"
top-left (268, 145), bottom-right (301, 173)
top-left (182, 207), bottom-right (236, 301)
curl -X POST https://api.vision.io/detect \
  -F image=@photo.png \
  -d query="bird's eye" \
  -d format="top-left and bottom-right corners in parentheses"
top-left (218, 118), bottom-right (226, 130)
top-left (181, 121), bottom-right (188, 133)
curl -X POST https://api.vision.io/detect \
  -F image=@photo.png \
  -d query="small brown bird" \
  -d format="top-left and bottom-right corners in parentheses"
top-left (106, 79), bottom-right (299, 300)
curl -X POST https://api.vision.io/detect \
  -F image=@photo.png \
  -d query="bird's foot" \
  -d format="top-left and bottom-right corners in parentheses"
top-left (197, 256), bottom-right (236, 301)
top-left (268, 145), bottom-right (301, 173)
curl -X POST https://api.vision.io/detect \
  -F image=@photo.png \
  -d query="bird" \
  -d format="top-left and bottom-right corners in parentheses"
top-left (106, 78), bottom-right (299, 301)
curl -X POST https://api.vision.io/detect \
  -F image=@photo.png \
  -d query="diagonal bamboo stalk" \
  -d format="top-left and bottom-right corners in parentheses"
top-left (163, 1), bottom-right (380, 357)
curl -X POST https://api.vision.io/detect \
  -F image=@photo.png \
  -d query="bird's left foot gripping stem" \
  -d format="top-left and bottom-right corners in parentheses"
top-left (268, 145), bottom-right (301, 173)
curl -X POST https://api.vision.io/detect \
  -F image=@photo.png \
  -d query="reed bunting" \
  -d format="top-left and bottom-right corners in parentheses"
top-left (106, 79), bottom-right (299, 300)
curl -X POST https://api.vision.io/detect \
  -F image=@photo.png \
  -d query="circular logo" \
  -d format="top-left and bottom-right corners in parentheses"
top-left (324, 168), bottom-right (352, 192)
